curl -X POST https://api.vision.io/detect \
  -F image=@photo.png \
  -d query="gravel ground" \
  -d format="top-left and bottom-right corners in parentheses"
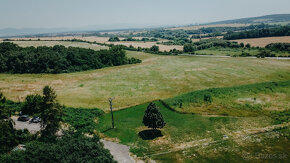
top-left (12, 116), bottom-right (41, 134)
top-left (101, 139), bottom-right (137, 163)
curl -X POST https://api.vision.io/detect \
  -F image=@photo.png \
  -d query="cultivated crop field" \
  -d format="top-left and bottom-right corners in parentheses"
top-left (1, 41), bottom-right (290, 112)
top-left (234, 36), bottom-right (290, 47)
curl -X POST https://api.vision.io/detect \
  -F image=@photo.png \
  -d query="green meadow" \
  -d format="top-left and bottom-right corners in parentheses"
top-left (1, 40), bottom-right (289, 162)
top-left (1, 41), bottom-right (290, 111)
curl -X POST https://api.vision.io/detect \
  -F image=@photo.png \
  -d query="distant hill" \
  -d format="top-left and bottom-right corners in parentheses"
top-left (208, 14), bottom-right (290, 25)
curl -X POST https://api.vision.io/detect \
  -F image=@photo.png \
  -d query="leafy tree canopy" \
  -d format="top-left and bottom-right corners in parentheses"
top-left (143, 102), bottom-right (166, 130)
top-left (0, 42), bottom-right (141, 74)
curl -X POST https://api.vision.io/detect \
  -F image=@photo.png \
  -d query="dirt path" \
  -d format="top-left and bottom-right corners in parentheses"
top-left (101, 139), bottom-right (139, 163)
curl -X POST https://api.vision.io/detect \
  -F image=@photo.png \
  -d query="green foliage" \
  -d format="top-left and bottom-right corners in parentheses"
top-left (1, 133), bottom-right (116, 163)
top-left (149, 45), bottom-right (159, 52)
top-left (122, 37), bottom-right (158, 42)
top-left (245, 43), bottom-right (251, 48)
top-left (62, 107), bottom-right (104, 134)
top-left (162, 38), bottom-right (192, 45)
top-left (265, 43), bottom-right (290, 52)
top-left (183, 38), bottom-right (243, 53)
top-left (0, 42), bottom-right (141, 74)
top-left (203, 94), bottom-right (213, 103)
top-left (22, 94), bottom-right (43, 115)
top-left (108, 36), bottom-right (120, 42)
top-left (224, 25), bottom-right (290, 40)
top-left (40, 86), bottom-right (64, 140)
top-left (128, 24), bottom-right (274, 44)
top-left (256, 50), bottom-right (276, 58)
top-left (143, 102), bottom-right (166, 129)
top-left (0, 119), bottom-right (18, 154)
top-left (0, 92), bottom-right (6, 104)
top-left (271, 109), bottom-right (290, 124)
top-left (0, 92), bottom-right (17, 154)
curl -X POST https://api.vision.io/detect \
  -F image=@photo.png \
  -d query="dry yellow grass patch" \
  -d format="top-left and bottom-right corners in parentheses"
top-left (233, 36), bottom-right (290, 47)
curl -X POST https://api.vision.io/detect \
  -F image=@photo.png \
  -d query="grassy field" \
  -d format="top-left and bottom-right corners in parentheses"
top-left (195, 47), bottom-right (289, 57)
top-left (97, 100), bottom-right (289, 162)
top-left (234, 36), bottom-right (290, 47)
top-left (164, 81), bottom-right (290, 116)
top-left (195, 47), bottom-right (260, 56)
top-left (0, 41), bottom-right (290, 111)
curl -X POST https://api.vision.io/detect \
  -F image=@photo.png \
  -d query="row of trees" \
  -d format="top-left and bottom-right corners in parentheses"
top-left (0, 42), bottom-right (141, 74)
top-left (183, 39), bottom-right (250, 53)
top-left (122, 37), bottom-right (158, 42)
top-left (265, 43), bottom-right (290, 52)
top-left (126, 24), bottom-right (276, 45)
top-left (224, 25), bottom-right (290, 40)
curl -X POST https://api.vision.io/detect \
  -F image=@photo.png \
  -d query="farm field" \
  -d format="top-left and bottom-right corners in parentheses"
top-left (9, 36), bottom-right (183, 51)
top-left (233, 36), bottom-right (290, 47)
top-left (1, 41), bottom-right (290, 112)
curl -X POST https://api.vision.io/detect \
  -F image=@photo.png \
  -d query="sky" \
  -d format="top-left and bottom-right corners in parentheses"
top-left (0, 0), bottom-right (289, 29)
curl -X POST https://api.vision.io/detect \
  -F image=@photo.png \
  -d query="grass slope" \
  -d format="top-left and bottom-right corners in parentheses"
top-left (97, 100), bottom-right (289, 162)
top-left (164, 80), bottom-right (290, 116)
top-left (1, 41), bottom-right (290, 111)
top-left (195, 47), bottom-right (290, 57)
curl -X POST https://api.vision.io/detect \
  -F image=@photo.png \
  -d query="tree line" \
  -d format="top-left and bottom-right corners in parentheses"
top-left (224, 25), bottom-right (290, 40)
top-left (183, 39), bottom-right (249, 53)
top-left (0, 42), bottom-right (141, 74)
top-left (109, 37), bottom-right (158, 42)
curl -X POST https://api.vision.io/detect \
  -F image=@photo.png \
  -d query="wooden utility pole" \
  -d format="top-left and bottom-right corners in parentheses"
top-left (109, 98), bottom-right (114, 128)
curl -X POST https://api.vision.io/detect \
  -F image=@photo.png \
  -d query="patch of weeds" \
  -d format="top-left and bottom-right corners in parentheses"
top-left (271, 109), bottom-right (290, 124)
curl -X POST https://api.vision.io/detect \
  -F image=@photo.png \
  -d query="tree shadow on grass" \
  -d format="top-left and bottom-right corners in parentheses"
top-left (138, 129), bottom-right (163, 140)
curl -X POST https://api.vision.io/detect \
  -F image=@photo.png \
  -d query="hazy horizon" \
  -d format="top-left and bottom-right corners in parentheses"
top-left (0, 0), bottom-right (290, 30)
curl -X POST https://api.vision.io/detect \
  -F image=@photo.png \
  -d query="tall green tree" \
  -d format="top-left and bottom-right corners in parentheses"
top-left (143, 102), bottom-right (166, 130)
top-left (0, 92), bottom-right (18, 153)
top-left (150, 45), bottom-right (159, 52)
top-left (40, 86), bottom-right (64, 139)
top-left (22, 94), bottom-right (43, 115)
